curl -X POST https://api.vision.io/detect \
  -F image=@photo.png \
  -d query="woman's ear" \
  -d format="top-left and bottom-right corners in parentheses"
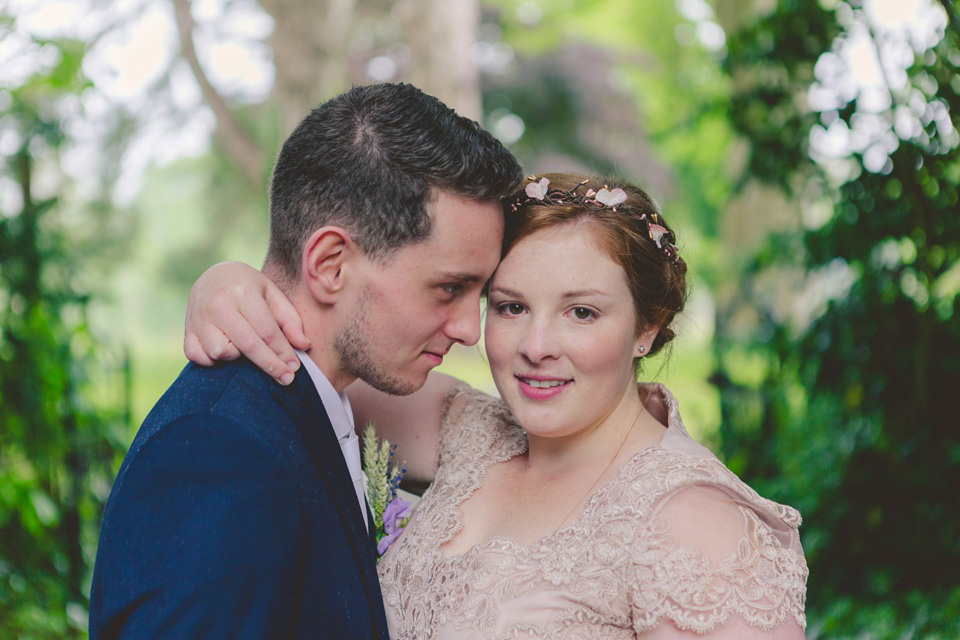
top-left (301, 226), bottom-right (353, 303)
top-left (634, 325), bottom-right (660, 357)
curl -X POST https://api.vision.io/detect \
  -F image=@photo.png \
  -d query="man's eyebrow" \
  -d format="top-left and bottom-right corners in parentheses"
top-left (436, 271), bottom-right (484, 283)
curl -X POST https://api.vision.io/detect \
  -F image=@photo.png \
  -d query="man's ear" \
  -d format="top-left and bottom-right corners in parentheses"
top-left (301, 226), bottom-right (355, 303)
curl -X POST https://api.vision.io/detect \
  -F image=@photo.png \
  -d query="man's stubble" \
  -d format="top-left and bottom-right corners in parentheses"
top-left (335, 289), bottom-right (421, 397)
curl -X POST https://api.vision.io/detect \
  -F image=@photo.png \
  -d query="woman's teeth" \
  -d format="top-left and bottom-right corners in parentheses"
top-left (523, 378), bottom-right (567, 388)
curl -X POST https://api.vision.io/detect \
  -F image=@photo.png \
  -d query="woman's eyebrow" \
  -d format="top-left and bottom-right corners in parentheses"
top-left (561, 289), bottom-right (611, 299)
top-left (489, 287), bottom-right (611, 299)
top-left (489, 286), bottom-right (523, 298)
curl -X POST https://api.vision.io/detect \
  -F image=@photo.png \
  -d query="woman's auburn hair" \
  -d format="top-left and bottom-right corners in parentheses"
top-left (501, 172), bottom-right (688, 358)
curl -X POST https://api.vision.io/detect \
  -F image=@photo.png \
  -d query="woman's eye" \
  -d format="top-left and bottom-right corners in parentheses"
top-left (572, 307), bottom-right (595, 320)
top-left (499, 302), bottom-right (525, 316)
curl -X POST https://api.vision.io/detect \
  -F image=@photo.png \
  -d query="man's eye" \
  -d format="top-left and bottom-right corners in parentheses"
top-left (571, 307), bottom-right (596, 320)
top-left (440, 283), bottom-right (464, 296)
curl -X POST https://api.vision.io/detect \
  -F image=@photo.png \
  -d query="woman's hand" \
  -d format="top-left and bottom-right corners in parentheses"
top-left (184, 261), bottom-right (311, 385)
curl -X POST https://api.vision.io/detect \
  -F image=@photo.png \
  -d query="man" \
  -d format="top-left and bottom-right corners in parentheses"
top-left (89, 83), bottom-right (522, 639)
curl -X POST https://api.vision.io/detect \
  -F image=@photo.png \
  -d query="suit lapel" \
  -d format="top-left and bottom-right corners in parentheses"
top-left (366, 501), bottom-right (378, 550)
top-left (271, 371), bottom-right (388, 638)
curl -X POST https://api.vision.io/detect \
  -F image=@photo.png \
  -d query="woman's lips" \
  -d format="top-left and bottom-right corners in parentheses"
top-left (516, 375), bottom-right (572, 400)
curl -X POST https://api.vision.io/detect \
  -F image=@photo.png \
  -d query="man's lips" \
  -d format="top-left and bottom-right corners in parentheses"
top-left (422, 349), bottom-right (450, 365)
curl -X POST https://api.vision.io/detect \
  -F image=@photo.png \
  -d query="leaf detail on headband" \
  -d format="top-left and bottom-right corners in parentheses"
top-left (525, 177), bottom-right (550, 200)
top-left (648, 223), bottom-right (669, 248)
top-left (595, 188), bottom-right (627, 208)
top-left (508, 176), bottom-right (683, 268)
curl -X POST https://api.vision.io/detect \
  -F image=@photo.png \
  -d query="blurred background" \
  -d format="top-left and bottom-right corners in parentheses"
top-left (1, 0), bottom-right (957, 637)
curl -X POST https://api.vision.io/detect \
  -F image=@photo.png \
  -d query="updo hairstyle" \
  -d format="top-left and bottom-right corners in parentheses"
top-left (501, 172), bottom-right (688, 359)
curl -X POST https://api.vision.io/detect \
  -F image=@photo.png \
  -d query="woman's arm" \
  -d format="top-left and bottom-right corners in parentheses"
top-left (639, 617), bottom-right (805, 639)
top-left (184, 260), bottom-right (463, 484)
top-left (349, 372), bottom-right (463, 487)
top-left (633, 485), bottom-right (807, 639)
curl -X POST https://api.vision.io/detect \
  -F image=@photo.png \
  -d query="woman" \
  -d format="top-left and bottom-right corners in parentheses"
top-left (186, 173), bottom-right (808, 638)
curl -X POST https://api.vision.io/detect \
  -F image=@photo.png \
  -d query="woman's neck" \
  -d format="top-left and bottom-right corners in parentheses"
top-left (521, 383), bottom-right (662, 478)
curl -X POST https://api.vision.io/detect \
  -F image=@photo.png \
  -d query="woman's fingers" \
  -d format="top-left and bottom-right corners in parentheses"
top-left (183, 331), bottom-right (215, 367)
top-left (189, 302), bottom-right (298, 385)
top-left (183, 261), bottom-right (303, 384)
top-left (213, 302), bottom-right (296, 384)
top-left (264, 279), bottom-right (311, 352)
top-left (195, 317), bottom-right (242, 362)
top-left (237, 293), bottom-right (302, 382)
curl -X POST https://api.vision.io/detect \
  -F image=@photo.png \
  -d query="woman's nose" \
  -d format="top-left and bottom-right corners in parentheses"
top-left (518, 319), bottom-right (560, 362)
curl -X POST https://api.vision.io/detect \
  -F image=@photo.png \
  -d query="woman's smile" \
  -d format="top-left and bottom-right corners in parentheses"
top-left (516, 375), bottom-right (573, 399)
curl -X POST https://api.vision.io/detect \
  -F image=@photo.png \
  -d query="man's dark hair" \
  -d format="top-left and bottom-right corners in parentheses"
top-left (266, 83), bottom-right (523, 282)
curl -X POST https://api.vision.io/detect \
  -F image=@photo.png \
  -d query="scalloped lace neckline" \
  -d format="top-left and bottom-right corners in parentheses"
top-left (437, 425), bottom-right (672, 562)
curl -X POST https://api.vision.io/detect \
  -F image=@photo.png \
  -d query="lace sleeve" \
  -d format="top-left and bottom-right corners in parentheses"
top-left (630, 484), bottom-right (808, 637)
top-left (436, 386), bottom-right (509, 468)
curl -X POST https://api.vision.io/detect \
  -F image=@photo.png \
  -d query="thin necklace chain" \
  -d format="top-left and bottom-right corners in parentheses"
top-left (554, 403), bottom-right (646, 529)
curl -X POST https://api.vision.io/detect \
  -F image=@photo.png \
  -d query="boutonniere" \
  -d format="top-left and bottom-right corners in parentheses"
top-left (362, 424), bottom-right (412, 559)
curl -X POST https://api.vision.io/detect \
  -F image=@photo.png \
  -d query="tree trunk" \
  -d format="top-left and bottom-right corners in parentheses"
top-left (259, 0), bottom-right (358, 135)
top-left (172, 0), bottom-right (484, 179)
top-left (171, 0), bottom-right (266, 185)
top-left (392, 0), bottom-right (482, 120)
top-left (261, 0), bottom-right (483, 127)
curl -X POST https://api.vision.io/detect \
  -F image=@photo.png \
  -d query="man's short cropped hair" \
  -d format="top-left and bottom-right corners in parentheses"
top-left (266, 83), bottom-right (523, 282)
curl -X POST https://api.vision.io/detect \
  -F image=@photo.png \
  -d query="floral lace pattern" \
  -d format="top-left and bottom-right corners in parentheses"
top-left (377, 385), bottom-right (808, 639)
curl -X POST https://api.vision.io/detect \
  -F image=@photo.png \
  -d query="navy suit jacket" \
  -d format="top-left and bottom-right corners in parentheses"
top-left (89, 360), bottom-right (389, 640)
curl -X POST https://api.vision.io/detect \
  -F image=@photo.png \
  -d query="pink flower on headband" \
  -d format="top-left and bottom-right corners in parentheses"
top-left (595, 188), bottom-right (627, 208)
top-left (525, 177), bottom-right (550, 200)
top-left (648, 223), bottom-right (668, 248)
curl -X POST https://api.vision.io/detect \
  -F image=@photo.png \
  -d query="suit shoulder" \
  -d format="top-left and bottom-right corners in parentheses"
top-left (116, 412), bottom-right (297, 500)
top-left (135, 359), bottom-right (290, 447)
top-left (142, 360), bottom-right (268, 421)
top-left (114, 359), bottom-right (323, 509)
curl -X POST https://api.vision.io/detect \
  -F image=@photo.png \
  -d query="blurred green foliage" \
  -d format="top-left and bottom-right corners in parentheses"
top-left (0, 38), bottom-right (128, 639)
top-left (718, 1), bottom-right (960, 637)
top-left (2, 1), bottom-right (959, 638)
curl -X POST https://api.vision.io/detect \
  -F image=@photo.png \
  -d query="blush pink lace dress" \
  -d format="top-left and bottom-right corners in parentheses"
top-left (377, 385), bottom-right (808, 639)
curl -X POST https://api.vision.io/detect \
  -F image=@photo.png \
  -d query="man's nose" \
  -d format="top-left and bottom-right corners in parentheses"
top-left (443, 296), bottom-right (483, 346)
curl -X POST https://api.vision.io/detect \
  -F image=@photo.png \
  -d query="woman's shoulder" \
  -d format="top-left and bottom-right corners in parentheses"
top-left (437, 385), bottom-right (525, 464)
top-left (620, 462), bottom-right (809, 634)
top-left (615, 386), bottom-right (808, 634)
top-left (440, 384), bottom-right (509, 425)
top-left (638, 382), bottom-right (802, 530)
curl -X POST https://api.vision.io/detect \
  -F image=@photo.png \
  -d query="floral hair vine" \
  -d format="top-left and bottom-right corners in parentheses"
top-left (509, 176), bottom-right (682, 266)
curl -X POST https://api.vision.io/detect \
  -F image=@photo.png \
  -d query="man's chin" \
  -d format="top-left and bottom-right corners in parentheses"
top-left (363, 370), bottom-right (426, 397)
top-left (339, 346), bottom-right (425, 396)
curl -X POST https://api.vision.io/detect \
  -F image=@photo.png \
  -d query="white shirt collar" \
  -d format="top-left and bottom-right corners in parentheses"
top-left (295, 349), bottom-right (369, 532)
top-left (295, 350), bottom-right (355, 440)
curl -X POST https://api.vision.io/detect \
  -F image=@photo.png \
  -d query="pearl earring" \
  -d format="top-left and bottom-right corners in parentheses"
top-left (637, 345), bottom-right (646, 354)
